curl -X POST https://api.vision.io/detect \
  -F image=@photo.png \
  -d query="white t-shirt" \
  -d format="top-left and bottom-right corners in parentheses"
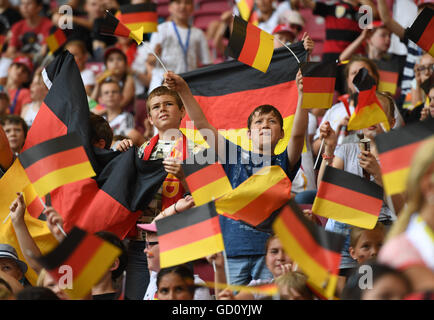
top-left (104, 112), bottom-right (135, 137)
top-left (81, 69), bottom-right (96, 87)
top-left (143, 271), bottom-right (213, 300)
top-left (148, 21), bottom-right (212, 93)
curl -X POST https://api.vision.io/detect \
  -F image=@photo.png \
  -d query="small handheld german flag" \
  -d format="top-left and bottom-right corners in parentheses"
top-left (312, 166), bottom-right (384, 229)
top-left (347, 68), bottom-right (390, 131)
top-left (227, 15), bottom-right (274, 73)
top-left (99, 10), bottom-right (143, 45)
top-left (36, 226), bottom-right (121, 299)
top-left (406, 6), bottom-right (434, 57)
top-left (273, 199), bottom-right (345, 299)
top-left (119, 3), bottom-right (158, 34)
top-left (237, 0), bottom-right (258, 25)
top-left (374, 118), bottom-right (434, 196)
top-left (182, 148), bottom-right (232, 207)
top-left (46, 27), bottom-right (67, 54)
top-left (375, 59), bottom-right (400, 95)
top-left (18, 132), bottom-right (96, 198)
top-left (300, 62), bottom-right (336, 109)
top-left (156, 202), bottom-right (225, 268)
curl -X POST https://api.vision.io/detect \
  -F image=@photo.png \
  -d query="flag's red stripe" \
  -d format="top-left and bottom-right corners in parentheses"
top-left (159, 216), bottom-right (221, 252)
top-left (279, 210), bottom-right (341, 273)
top-left (22, 103), bottom-right (67, 151)
top-left (60, 234), bottom-right (104, 277)
top-left (238, 23), bottom-right (261, 67)
top-left (121, 12), bottom-right (157, 23)
top-left (378, 70), bottom-right (398, 83)
top-left (316, 181), bottom-right (382, 216)
top-left (24, 147), bottom-right (89, 183)
top-left (303, 77), bottom-right (335, 93)
top-left (27, 196), bottom-right (44, 218)
top-left (185, 163), bottom-right (227, 192)
top-left (182, 81), bottom-right (297, 130)
top-left (379, 141), bottom-right (423, 174)
top-left (114, 23), bottom-right (131, 37)
top-left (54, 30), bottom-right (67, 45)
top-left (417, 17), bottom-right (434, 53)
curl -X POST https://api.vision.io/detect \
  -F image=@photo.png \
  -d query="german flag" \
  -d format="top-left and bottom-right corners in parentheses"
top-left (273, 200), bottom-right (345, 299)
top-left (0, 125), bottom-right (13, 171)
top-left (406, 6), bottom-right (434, 57)
top-left (18, 133), bottom-right (95, 198)
top-left (215, 166), bottom-right (292, 230)
top-left (237, 0), bottom-right (258, 25)
top-left (36, 227), bottom-right (121, 299)
top-left (227, 15), bottom-right (274, 73)
top-left (119, 3), bottom-right (157, 34)
top-left (182, 149), bottom-right (232, 207)
top-left (99, 10), bottom-right (143, 45)
top-left (375, 58), bottom-right (400, 95)
top-left (22, 183), bottom-right (44, 218)
top-left (374, 118), bottom-right (434, 196)
top-left (300, 62), bottom-right (336, 109)
top-left (156, 202), bottom-right (225, 268)
top-left (180, 43), bottom-right (307, 154)
top-left (46, 27), bottom-right (67, 54)
top-left (312, 166), bottom-right (384, 229)
top-left (347, 68), bottom-right (390, 131)
top-left (23, 51), bottom-right (167, 239)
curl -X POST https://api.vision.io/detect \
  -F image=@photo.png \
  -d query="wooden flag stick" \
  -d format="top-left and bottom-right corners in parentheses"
top-left (222, 249), bottom-right (231, 285)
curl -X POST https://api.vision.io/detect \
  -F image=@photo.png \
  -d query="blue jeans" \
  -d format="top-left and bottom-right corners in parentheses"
top-left (294, 190), bottom-right (317, 205)
top-left (125, 240), bottom-right (149, 300)
top-left (226, 255), bottom-right (273, 285)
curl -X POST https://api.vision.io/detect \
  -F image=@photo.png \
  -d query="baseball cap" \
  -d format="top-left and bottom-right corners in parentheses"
top-left (137, 223), bottom-right (157, 233)
top-left (0, 244), bottom-right (28, 275)
top-left (12, 56), bottom-right (33, 74)
top-left (273, 24), bottom-right (296, 36)
top-left (103, 46), bottom-right (127, 65)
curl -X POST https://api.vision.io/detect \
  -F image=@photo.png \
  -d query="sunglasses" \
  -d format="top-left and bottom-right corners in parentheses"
top-left (416, 64), bottom-right (434, 73)
top-left (145, 241), bottom-right (159, 248)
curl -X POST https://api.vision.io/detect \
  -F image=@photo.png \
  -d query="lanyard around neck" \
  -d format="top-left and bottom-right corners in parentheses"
top-left (172, 21), bottom-right (191, 72)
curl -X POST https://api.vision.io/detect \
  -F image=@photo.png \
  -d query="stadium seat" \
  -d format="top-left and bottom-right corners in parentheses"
top-left (299, 8), bottom-right (325, 42)
top-left (193, 11), bottom-right (223, 32)
top-left (157, 0), bottom-right (170, 20)
top-left (195, 0), bottom-right (232, 13)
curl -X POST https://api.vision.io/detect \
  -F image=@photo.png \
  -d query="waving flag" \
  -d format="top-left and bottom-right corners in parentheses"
top-left (119, 3), bottom-right (158, 33)
top-left (300, 61), bottom-right (337, 109)
top-left (375, 59), bottom-right (400, 95)
top-left (273, 200), bottom-right (345, 299)
top-left (312, 166), bottom-right (384, 229)
top-left (227, 15), bottom-right (274, 73)
top-left (156, 202), bottom-right (225, 268)
top-left (36, 227), bottom-right (121, 299)
top-left (46, 27), bottom-right (67, 54)
top-left (99, 10), bottom-right (143, 44)
top-left (375, 118), bottom-right (434, 195)
top-left (237, 0), bottom-right (258, 25)
top-left (406, 6), bottom-right (434, 57)
top-left (347, 68), bottom-right (390, 131)
top-left (180, 43), bottom-right (307, 154)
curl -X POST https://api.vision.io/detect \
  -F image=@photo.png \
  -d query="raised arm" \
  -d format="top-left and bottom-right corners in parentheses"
top-left (377, 0), bottom-right (405, 40)
top-left (339, 29), bottom-right (370, 62)
top-left (286, 70), bottom-right (309, 171)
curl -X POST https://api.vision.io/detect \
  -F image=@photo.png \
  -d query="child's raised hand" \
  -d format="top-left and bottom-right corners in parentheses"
top-left (116, 139), bottom-right (133, 152)
top-left (296, 69), bottom-right (303, 93)
top-left (301, 32), bottom-right (314, 54)
top-left (218, 288), bottom-right (236, 300)
top-left (319, 121), bottom-right (337, 150)
top-left (163, 71), bottom-right (188, 93)
top-left (10, 192), bottom-right (26, 225)
top-left (45, 207), bottom-right (66, 242)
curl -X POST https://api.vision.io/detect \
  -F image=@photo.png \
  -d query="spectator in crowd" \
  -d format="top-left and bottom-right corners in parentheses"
top-left (36, 269), bottom-right (69, 300)
top-left (0, 243), bottom-right (27, 283)
top-left (89, 112), bottom-right (113, 150)
top-left (275, 270), bottom-right (314, 300)
top-left (349, 222), bottom-right (386, 265)
top-left (5, 55), bottom-right (32, 115)
top-left (156, 264), bottom-right (196, 300)
top-left (147, 0), bottom-right (211, 93)
top-left (20, 68), bottom-right (48, 127)
top-left (420, 82), bottom-right (434, 121)
top-left (0, 114), bottom-right (27, 154)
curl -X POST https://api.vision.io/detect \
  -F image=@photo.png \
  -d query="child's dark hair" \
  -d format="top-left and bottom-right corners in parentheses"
top-left (89, 113), bottom-right (113, 150)
top-left (94, 231), bottom-right (128, 281)
top-left (341, 261), bottom-right (412, 300)
top-left (344, 55), bottom-right (380, 86)
top-left (0, 114), bottom-right (28, 138)
top-left (146, 86), bottom-right (184, 113)
top-left (157, 264), bottom-right (195, 295)
top-left (100, 79), bottom-right (122, 96)
top-left (247, 105), bottom-right (284, 131)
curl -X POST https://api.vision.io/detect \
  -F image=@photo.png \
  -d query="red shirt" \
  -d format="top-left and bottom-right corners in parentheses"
top-left (8, 87), bottom-right (31, 115)
top-left (9, 17), bottom-right (53, 50)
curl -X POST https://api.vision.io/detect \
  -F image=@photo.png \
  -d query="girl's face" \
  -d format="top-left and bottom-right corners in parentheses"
top-left (42, 272), bottom-right (69, 300)
top-left (368, 27), bottom-right (391, 53)
top-left (346, 61), bottom-right (376, 94)
top-left (265, 237), bottom-right (293, 278)
top-left (350, 229), bottom-right (384, 264)
top-left (157, 273), bottom-right (194, 300)
top-left (362, 274), bottom-right (409, 300)
top-left (106, 53), bottom-right (127, 77)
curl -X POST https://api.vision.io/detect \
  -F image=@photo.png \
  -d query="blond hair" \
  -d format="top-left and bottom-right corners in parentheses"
top-left (275, 271), bottom-right (313, 299)
top-left (386, 137), bottom-right (434, 241)
top-left (350, 222), bottom-right (385, 248)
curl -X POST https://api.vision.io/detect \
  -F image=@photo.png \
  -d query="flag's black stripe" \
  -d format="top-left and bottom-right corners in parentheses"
top-left (407, 7), bottom-right (433, 44)
top-left (353, 67), bottom-right (376, 91)
top-left (19, 132), bottom-right (82, 169)
top-left (181, 43), bottom-right (307, 97)
top-left (182, 148), bottom-right (220, 176)
top-left (322, 166), bottom-right (384, 200)
top-left (227, 15), bottom-right (248, 60)
top-left (285, 199), bottom-right (345, 253)
top-left (375, 118), bottom-right (434, 153)
top-left (99, 11), bottom-right (120, 34)
top-left (37, 227), bottom-right (87, 270)
top-left (300, 61), bottom-right (337, 78)
top-left (120, 3), bottom-right (156, 14)
top-left (374, 59), bottom-right (400, 73)
top-left (157, 202), bottom-right (217, 236)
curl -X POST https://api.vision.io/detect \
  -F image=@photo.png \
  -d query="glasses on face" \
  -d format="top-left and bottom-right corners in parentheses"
top-left (416, 64), bottom-right (434, 73)
top-left (145, 241), bottom-right (158, 248)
